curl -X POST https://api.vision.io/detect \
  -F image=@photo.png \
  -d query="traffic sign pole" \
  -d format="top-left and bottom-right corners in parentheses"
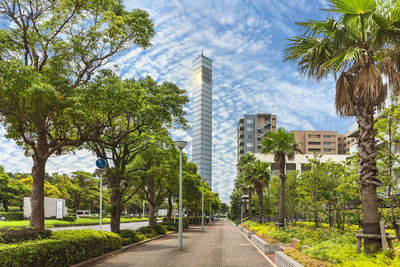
top-left (95, 158), bottom-right (107, 233)
top-left (100, 173), bottom-right (102, 232)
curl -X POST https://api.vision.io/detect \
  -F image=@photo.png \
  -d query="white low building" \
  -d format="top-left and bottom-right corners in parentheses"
top-left (255, 153), bottom-right (350, 175)
top-left (24, 197), bottom-right (66, 219)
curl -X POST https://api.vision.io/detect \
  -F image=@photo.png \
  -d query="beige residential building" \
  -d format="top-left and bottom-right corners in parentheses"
top-left (291, 130), bottom-right (341, 155)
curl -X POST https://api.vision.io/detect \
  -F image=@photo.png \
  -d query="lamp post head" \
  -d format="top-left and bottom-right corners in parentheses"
top-left (174, 140), bottom-right (187, 150)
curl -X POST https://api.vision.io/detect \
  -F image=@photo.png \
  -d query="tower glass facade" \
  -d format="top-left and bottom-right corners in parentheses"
top-left (192, 54), bottom-right (212, 187)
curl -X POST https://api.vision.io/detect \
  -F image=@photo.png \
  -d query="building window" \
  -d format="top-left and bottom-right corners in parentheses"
top-left (246, 119), bottom-right (253, 123)
top-left (308, 142), bottom-right (321, 145)
top-left (308, 134), bottom-right (321, 138)
top-left (247, 135), bottom-right (252, 139)
top-left (323, 148), bottom-right (331, 152)
top-left (308, 148), bottom-right (321, 152)
top-left (323, 135), bottom-right (333, 138)
top-left (323, 142), bottom-right (332, 145)
top-left (247, 127), bottom-right (253, 132)
top-left (247, 143), bottom-right (253, 147)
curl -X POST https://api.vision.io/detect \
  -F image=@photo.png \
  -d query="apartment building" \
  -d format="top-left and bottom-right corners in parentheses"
top-left (237, 113), bottom-right (276, 160)
top-left (291, 130), bottom-right (341, 155)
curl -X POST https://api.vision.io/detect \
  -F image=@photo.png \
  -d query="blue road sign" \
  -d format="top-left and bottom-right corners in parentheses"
top-left (173, 194), bottom-right (177, 198)
top-left (96, 158), bottom-right (107, 169)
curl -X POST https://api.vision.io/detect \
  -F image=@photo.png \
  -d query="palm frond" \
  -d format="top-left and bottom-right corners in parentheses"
top-left (354, 61), bottom-right (385, 108)
top-left (381, 57), bottom-right (400, 95)
top-left (331, 0), bottom-right (377, 16)
top-left (336, 72), bottom-right (356, 116)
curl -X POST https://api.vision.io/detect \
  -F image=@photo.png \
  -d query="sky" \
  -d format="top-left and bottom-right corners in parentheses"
top-left (0, 0), bottom-right (354, 204)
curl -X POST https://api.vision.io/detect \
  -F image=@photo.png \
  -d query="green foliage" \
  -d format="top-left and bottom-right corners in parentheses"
top-left (245, 221), bottom-right (400, 266)
top-left (0, 212), bottom-right (24, 221)
top-left (0, 230), bottom-right (121, 267)
top-left (119, 229), bottom-right (141, 244)
top-left (61, 216), bottom-right (76, 222)
top-left (0, 228), bottom-right (51, 243)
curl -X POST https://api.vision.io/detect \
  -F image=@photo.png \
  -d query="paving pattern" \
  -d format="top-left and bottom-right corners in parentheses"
top-left (84, 219), bottom-right (273, 267)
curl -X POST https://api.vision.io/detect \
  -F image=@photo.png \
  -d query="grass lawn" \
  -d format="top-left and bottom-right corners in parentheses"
top-left (0, 217), bottom-right (152, 228)
top-left (244, 221), bottom-right (400, 267)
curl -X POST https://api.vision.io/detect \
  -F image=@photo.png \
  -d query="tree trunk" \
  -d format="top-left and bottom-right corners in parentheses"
top-left (357, 105), bottom-right (382, 254)
top-left (30, 156), bottom-right (46, 231)
top-left (167, 196), bottom-right (173, 221)
top-left (248, 191), bottom-right (252, 220)
top-left (279, 157), bottom-right (286, 227)
top-left (110, 176), bottom-right (122, 233)
top-left (2, 201), bottom-right (9, 212)
top-left (255, 182), bottom-right (263, 221)
top-left (149, 202), bottom-right (156, 226)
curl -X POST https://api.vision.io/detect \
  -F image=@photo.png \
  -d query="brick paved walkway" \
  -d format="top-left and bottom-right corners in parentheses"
top-left (85, 219), bottom-right (273, 267)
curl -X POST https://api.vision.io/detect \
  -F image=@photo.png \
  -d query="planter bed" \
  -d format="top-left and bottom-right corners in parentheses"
top-left (276, 251), bottom-right (304, 267)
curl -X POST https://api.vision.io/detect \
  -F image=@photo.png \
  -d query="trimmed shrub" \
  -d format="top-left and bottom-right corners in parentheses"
top-left (61, 216), bottom-right (76, 222)
top-left (119, 229), bottom-right (141, 244)
top-left (0, 230), bottom-right (121, 267)
top-left (0, 212), bottom-right (24, 221)
top-left (137, 225), bottom-right (166, 237)
top-left (0, 227), bottom-right (51, 243)
top-left (165, 225), bottom-right (176, 231)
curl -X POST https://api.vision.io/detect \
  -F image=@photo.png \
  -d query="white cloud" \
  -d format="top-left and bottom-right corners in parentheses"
top-left (0, 0), bottom-right (353, 204)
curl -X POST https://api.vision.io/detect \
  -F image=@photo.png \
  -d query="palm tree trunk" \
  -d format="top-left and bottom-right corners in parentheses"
top-left (279, 157), bottom-right (286, 227)
top-left (255, 182), bottom-right (263, 221)
top-left (248, 191), bottom-right (252, 220)
top-left (356, 105), bottom-right (382, 254)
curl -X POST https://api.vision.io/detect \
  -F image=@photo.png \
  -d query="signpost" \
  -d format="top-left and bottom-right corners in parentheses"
top-left (95, 158), bottom-right (107, 232)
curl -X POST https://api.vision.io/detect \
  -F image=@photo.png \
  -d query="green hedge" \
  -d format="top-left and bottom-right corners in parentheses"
top-left (0, 212), bottom-right (24, 221)
top-left (119, 229), bottom-right (141, 245)
top-left (0, 230), bottom-right (121, 267)
top-left (0, 228), bottom-right (51, 243)
top-left (61, 216), bottom-right (76, 222)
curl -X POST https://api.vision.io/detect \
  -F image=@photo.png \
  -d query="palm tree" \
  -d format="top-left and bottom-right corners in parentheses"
top-left (237, 153), bottom-right (271, 221)
top-left (237, 153), bottom-right (257, 220)
top-left (283, 0), bottom-right (400, 253)
top-left (261, 128), bottom-right (301, 227)
top-left (252, 159), bottom-right (271, 221)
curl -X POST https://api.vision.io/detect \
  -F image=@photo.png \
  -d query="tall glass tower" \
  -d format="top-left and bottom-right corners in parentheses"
top-left (192, 53), bottom-right (212, 188)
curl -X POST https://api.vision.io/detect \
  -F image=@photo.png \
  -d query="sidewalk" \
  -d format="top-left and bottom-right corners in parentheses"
top-left (84, 219), bottom-right (273, 267)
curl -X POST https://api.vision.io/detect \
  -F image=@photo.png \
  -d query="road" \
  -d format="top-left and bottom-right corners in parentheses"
top-left (48, 220), bottom-right (152, 231)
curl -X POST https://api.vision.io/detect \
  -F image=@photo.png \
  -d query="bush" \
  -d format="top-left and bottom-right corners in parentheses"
top-left (0, 227), bottom-right (51, 243)
top-left (0, 230), bottom-right (121, 267)
top-left (119, 229), bottom-right (141, 244)
top-left (0, 212), bottom-right (24, 221)
top-left (62, 216), bottom-right (76, 222)
top-left (165, 225), bottom-right (176, 231)
top-left (137, 225), bottom-right (166, 237)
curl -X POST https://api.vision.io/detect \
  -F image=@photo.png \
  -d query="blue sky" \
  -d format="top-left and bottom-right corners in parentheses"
top-left (0, 0), bottom-right (354, 203)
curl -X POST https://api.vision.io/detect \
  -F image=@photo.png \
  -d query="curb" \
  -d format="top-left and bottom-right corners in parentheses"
top-left (71, 231), bottom-right (176, 267)
top-left (233, 222), bottom-right (277, 267)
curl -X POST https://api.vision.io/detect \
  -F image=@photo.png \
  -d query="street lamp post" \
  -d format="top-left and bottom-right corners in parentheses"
top-left (201, 178), bottom-right (204, 232)
top-left (175, 140), bottom-right (187, 250)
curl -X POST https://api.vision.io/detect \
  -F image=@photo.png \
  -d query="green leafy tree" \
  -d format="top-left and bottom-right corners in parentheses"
top-left (133, 137), bottom-right (178, 226)
top-left (0, 0), bottom-right (154, 230)
top-left (0, 166), bottom-right (14, 211)
top-left (375, 99), bottom-right (400, 238)
top-left (284, 0), bottom-right (400, 252)
top-left (84, 71), bottom-right (187, 232)
top-left (261, 128), bottom-right (301, 226)
top-left (297, 155), bottom-right (330, 228)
